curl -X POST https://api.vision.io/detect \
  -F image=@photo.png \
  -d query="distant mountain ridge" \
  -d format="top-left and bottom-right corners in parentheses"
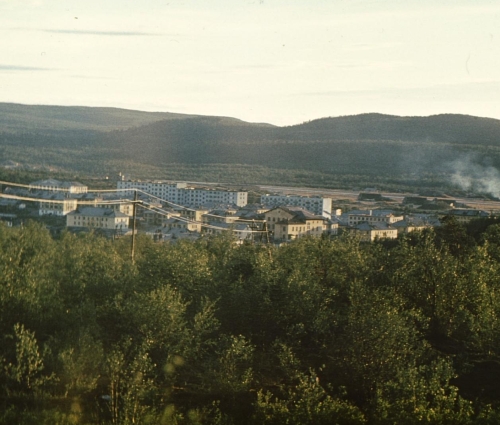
top-left (1, 103), bottom-right (500, 192)
top-left (0, 103), bottom-right (273, 133)
top-left (287, 113), bottom-right (500, 145)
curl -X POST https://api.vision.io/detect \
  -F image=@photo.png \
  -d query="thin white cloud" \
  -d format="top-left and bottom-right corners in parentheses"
top-left (68, 74), bottom-right (117, 80)
top-left (41, 29), bottom-right (158, 36)
top-left (341, 42), bottom-right (403, 52)
top-left (333, 60), bottom-right (412, 70)
top-left (0, 64), bottom-right (53, 71)
top-left (296, 80), bottom-right (500, 96)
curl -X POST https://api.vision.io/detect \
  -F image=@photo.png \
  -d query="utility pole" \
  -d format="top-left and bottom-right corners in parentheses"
top-left (249, 220), bottom-right (257, 244)
top-left (131, 190), bottom-right (138, 264)
top-left (263, 221), bottom-right (270, 244)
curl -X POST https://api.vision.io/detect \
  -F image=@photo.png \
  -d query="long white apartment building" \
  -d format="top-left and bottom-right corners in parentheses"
top-left (261, 194), bottom-right (332, 218)
top-left (117, 180), bottom-right (248, 207)
top-left (39, 193), bottom-right (78, 216)
top-left (345, 209), bottom-right (404, 226)
top-left (117, 180), bottom-right (188, 202)
top-left (30, 179), bottom-right (88, 194)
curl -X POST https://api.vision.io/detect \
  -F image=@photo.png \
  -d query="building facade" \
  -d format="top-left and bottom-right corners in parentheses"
top-left (39, 193), bottom-right (78, 216)
top-left (178, 208), bottom-right (209, 232)
top-left (345, 209), bottom-right (403, 226)
top-left (351, 222), bottom-right (398, 242)
top-left (30, 179), bottom-right (88, 194)
top-left (261, 194), bottom-right (332, 218)
top-left (117, 180), bottom-right (248, 207)
top-left (66, 207), bottom-right (129, 230)
top-left (264, 206), bottom-right (325, 241)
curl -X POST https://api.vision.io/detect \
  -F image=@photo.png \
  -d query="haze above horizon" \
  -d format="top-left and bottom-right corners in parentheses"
top-left (1, 0), bottom-right (499, 126)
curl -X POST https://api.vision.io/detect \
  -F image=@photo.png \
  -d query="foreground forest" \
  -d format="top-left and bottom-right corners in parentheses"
top-left (4, 219), bottom-right (500, 424)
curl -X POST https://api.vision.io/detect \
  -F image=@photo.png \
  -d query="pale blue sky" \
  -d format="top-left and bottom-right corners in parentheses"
top-left (1, 0), bottom-right (499, 125)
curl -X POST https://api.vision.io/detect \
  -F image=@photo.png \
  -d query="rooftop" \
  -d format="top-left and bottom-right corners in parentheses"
top-left (68, 207), bottom-right (129, 218)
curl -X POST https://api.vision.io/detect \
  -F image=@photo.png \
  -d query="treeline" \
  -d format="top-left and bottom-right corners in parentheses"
top-left (0, 140), bottom-right (460, 194)
top-left (3, 219), bottom-right (500, 423)
top-left (4, 110), bottom-right (500, 193)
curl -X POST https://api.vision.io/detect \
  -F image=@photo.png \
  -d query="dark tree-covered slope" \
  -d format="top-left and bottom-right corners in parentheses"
top-left (1, 103), bottom-right (500, 190)
top-left (284, 113), bottom-right (500, 145)
top-left (0, 103), bottom-right (201, 132)
top-left (100, 113), bottom-right (500, 176)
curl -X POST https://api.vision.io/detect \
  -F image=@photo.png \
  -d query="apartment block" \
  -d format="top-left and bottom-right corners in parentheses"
top-left (345, 209), bottom-right (403, 226)
top-left (261, 194), bottom-right (332, 218)
top-left (264, 206), bottom-right (325, 242)
top-left (117, 180), bottom-right (248, 207)
top-left (66, 207), bottom-right (129, 230)
top-left (30, 179), bottom-right (88, 194)
top-left (39, 193), bottom-right (78, 216)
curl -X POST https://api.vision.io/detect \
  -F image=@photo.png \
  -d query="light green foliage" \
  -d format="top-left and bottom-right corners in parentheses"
top-left (391, 231), bottom-right (467, 335)
top-left (59, 331), bottom-right (104, 397)
top-left (106, 340), bottom-right (156, 425)
top-left (2, 224), bottom-right (500, 423)
top-left (391, 231), bottom-right (500, 350)
top-left (204, 334), bottom-right (255, 395)
top-left (136, 239), bottom-right (212, 299)
top-left (374, 358), bottom-right (474, 425)
top-left (332, 284), bottom-right (424, 403)
top-left (481, 224), bottom-right (500, 261)
top-left (0, 222), bottom-right (58, 335)
top-left (4, 323), bottom-right (53, 394)
top-left (125, 285), bottom-right (191, 354)
top-left (254, 370), bottom-right (366, 425)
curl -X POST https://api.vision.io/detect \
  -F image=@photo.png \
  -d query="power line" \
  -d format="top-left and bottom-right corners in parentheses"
top-left (0, 179), bottom-right (267, 228)
top-left (141, 202), bottom-right (268, 234)
top-left (0, 193), bottom-right (137, 205)
top-left (134, 190), bottom-right (265, 224)
top-left (0, 180), bottom-right (124, 193)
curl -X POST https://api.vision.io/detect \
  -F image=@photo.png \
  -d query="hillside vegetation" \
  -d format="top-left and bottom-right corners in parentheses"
top-left (3, 220), bottom-right (500, 423)
top-left (0, 103), bottom-right (202, 132)
top-left (1, 103), bottom-right (500, 192)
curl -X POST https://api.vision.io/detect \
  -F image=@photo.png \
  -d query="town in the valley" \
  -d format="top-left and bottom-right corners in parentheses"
top-left (0, 176), bottom-right (498, 243)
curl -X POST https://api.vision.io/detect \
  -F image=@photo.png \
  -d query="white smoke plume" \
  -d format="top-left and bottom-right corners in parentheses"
top-left (449, 154), bottom-right (500, 199)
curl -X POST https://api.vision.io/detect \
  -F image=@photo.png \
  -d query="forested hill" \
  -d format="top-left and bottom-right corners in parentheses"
top-left (285, 113), bottom-right (500, 145)
top-left (0, 103), bottom-right (203, 132)
top-left (98, 112), bottom-right (500, 186)
top-left (2, 102), bottom-right (500, 191)
top-left (0, 103), bottom-right (272, 133)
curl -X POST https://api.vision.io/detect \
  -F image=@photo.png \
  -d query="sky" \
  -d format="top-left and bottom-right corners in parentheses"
top-left (1, 0), bottom-right (499, 126)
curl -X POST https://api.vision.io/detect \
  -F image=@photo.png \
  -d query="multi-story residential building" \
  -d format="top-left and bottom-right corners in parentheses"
top-left (117, 180), bottom-right (187, 201)
top-left (264, 206), bottom-right (325, 242)
top-left (78, 194), bottom-right (134, 217)
top-left (261, 194), bottom-right (332, 218)
top-left (180, 187), bottom-right (247, 207)
top-left (30, 179), bottom-right (88, 194)
top-left (66, 207), bottom-right (129, 231)
top-left (345, 209), bottom-right (403, 226)
top-left (350, 222), bottom-right (398, 242)
top-left (202, 222), bottom-right (254, 243)
top-left (143, 205), bottom-right (179, 225)
top-left (202, 208), bottom-right (239, 224)
top-left (177, 208), bottom-right (209, 232)
top-left (324, 219), bottom-right (340, 236)
top-left (163, 217), bottom-right (200, 232)
top-left (117, 180), bottom-right (248, 207)
top-left (39, 193), bottom-right (78, 216)
top-left (391, 218), bottom-right (431, 234)
top-left (100, 195), bottom-right (134, 216)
